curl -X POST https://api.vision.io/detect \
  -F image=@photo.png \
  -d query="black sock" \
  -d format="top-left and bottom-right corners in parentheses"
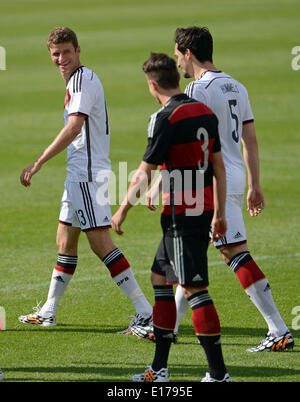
top-left (197, 335), bottom-right (227, 380)
top-left (152, 326), bottom-right (173, 371)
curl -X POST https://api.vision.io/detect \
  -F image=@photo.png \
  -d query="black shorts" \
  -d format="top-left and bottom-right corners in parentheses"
top-left (151, 211), bottom-right (213, 288)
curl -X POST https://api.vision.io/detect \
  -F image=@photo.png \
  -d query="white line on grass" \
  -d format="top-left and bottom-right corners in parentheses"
top-left (1, 252), bottom-right (300, 294)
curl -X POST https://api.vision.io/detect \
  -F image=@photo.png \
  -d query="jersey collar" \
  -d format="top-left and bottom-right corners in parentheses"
top-left (67, 65), bottom-right (84, 83)
top-left (165, 93), bottom-right (188, 107)
top-left (199, 70), bottom-right (223, 79)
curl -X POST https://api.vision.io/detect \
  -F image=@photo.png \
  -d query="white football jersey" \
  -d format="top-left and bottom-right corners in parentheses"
top-left (64, 66), bottom-right (111, 182)
top-left (185, 71), bottom-right (254, 194)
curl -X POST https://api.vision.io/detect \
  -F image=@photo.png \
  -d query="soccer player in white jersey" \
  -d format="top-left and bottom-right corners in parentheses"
top-left (169, 26), bottom-right (294, 352)
top-left (19, 27), bottom-right (152, 333)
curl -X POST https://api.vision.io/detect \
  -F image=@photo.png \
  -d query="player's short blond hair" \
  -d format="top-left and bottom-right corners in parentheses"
top-left (47, 27), bottom-right (78, 50)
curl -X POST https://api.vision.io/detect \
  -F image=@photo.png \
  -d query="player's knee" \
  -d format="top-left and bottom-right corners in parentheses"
top-left (56, 233), bottom-right (67, 252)
top-left (151, 271), bottom-right (166, 286)
top-left (89, 240), bottom-right (103, 259)
top-left (56, 223), bottom-right (80, 255)
top-left (57, 239), bottom-right (77, 255)
top-left (219, 243), bottom-right (248, 264)
top-left (183, 286), bottom-right (208, 299)
top-left (219, 248), bottom-right (230, 264)
top-left (86, 229), bottom-right (116, 260)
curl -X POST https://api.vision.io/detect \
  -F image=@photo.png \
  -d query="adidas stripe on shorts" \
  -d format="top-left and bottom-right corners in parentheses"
top-left (59, 180), bottom-right (112, 231)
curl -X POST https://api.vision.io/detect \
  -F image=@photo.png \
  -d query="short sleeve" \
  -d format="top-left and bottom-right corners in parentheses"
top-left (142, 111), bottom-right (172, 166)
top-left (185, 82), bottom-right (210, 106)
top-left (240, 84), bottom-right (254, 124)
top-left (68, 74), bottom-right (97, 117)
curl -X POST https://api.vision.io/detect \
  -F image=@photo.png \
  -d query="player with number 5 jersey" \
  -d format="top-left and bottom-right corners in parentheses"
top-left (185, 70), bottom-right (253, 197)
top-left (173, 26), bottom-right (294, 352)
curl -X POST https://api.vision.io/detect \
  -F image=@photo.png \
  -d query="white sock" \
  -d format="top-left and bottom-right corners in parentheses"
top-left (113, 268), bottom-right (152, 318)
top-left (174, 285), bottom-right (189, 333)
top-left (245, 278), bottom-right (289, 336)
top-left (39, 269), bottom-right (73, 317)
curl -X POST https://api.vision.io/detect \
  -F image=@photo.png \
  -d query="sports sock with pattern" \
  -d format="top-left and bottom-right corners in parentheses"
top-left (228, 252), bottom-right (288, 336)
top-left (102, 248), bottom-right (152, 317)
top-left (39, 254), bottom-right (77, 317)
top-left (152, 285), bottom-right (176, 371)
top-left (188, 290), bottom-right (227, 381)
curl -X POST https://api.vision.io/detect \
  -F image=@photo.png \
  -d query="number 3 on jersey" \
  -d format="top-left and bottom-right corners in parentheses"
top-left (196, 127), bottom-right (209, 172)
top-left (228, 99), bottom-right (239, 143)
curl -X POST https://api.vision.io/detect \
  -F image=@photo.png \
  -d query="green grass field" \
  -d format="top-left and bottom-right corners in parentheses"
top-left (1, 0), bottom-right (300, 383)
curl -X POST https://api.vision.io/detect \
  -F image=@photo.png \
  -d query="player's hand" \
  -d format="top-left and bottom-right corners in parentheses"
top-left (20, 161), bottom-right (42, 187)
top-left (247, 186), bottom-right (265, 217)
top-left (112, 208), bottom-right (127, 235)
top-left (211, 215), bottom-right (227, 242)
top-left (146, 189), bottom-right (158, 211)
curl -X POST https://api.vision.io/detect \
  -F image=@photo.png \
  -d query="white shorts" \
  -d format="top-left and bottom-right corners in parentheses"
top-left (213, 193), bottom-right (247, 249)
top-left (59, 180), bottom-right (112, 231)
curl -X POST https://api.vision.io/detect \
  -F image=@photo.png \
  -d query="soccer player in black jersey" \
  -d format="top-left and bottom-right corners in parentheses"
top-left (112, 53), bottom-right (230, 382)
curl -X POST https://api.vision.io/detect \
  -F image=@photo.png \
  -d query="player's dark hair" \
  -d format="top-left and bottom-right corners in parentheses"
top-left (47, 27), bottom-right (79, 50)
top-left (143, 53), bottom-right (180, 89)
top-left (175, 26), bottom-right (213, 63)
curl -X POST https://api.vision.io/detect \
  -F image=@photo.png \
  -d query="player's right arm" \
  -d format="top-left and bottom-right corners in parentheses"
top-left (20, 114), bottom-right (85, 187)
top-left (112, 161), bottom-right (158, 235)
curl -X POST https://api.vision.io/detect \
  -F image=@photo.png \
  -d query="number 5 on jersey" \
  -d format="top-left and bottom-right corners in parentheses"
top-left (228, 99), bottom-right (239, 143)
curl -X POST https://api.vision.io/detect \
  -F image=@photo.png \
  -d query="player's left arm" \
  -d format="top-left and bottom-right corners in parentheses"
top-left (146, 173), bottom-right (162, 211)
top-left (112, 161), bottom-right (157, 235)
top-left (20, 114), bottom-right (85, 187)
top-left (241, 121), bottom-right (265, 216)
top-left (212, 151), bottom-right (227, 241)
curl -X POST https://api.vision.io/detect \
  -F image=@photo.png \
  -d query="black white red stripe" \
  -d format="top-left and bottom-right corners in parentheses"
top-left (55, 253), bottom-right (78, 275)
top-left (79, 182), bottom-right (97, 227)
top-left (102, 248), bottom-right (130, 278)
top-left (72, 67), bottom-right (83, 93)
top-left (187, 290), bottom-right (213, 310)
